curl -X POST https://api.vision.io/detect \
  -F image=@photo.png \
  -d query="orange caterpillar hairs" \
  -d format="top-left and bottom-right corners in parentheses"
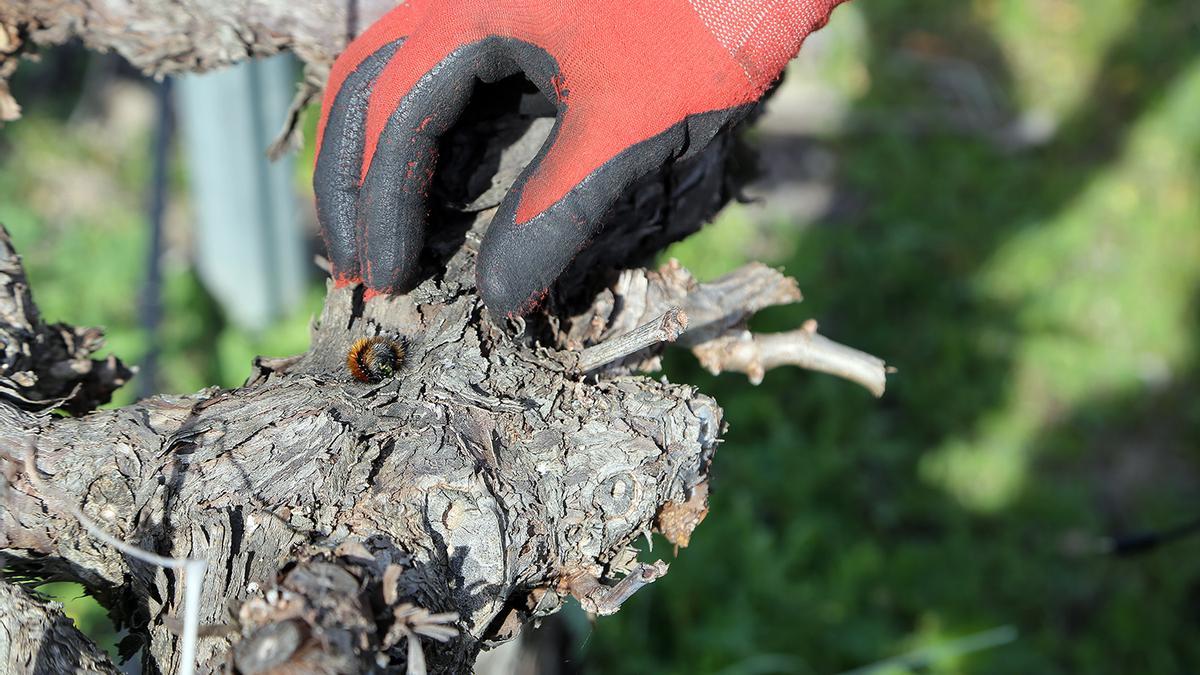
top-left (347, 336), bottom-right (406, 383)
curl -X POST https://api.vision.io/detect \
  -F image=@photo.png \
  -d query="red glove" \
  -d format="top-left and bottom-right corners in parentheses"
top-left (315, 0), bottom-right (846, 317)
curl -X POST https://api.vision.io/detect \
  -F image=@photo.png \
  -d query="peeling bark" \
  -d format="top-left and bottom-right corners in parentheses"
top-left (1, 211), bottom-right (725, 672)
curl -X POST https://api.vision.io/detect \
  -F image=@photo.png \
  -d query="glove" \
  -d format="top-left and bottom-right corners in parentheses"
top-left (315, 0), bottom-right (847, 317)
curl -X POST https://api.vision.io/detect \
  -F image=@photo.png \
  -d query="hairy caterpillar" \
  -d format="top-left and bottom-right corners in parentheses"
top-left (347, 336), bottom-right (406, 383)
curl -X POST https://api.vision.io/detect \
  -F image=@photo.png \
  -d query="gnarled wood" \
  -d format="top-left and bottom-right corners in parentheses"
top-left (1, 209), bottom-right (723, 671)
top-left (0, 4), bottom-right (886, 672)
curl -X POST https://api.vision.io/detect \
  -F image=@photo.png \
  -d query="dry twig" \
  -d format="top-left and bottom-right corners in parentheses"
top-left (567, 262), bottom-right (890, 395)
top-left (693, 323), bottom-right (889, 396)
top-left (576, 308), bottom-right (688, 373)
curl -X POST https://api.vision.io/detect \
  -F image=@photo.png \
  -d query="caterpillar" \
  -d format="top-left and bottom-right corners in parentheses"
top-left (347, 336), bottom-right (406, 383)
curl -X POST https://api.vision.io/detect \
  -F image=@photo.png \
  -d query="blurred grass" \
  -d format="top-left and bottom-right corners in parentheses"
top-left (1, 0), bottom-right (1199, 673)
top-left (587, 2), bottom-right (1200, 674)
top-left (33, 582), bottom-right (119, 658)
top-left (0, 73), bottom-right (325, 405)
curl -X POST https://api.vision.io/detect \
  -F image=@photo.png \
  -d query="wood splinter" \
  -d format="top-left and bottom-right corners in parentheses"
top-left (576, 308), bottom-right (688, 373)
top-left (565, 561), bottom-right (671, 616)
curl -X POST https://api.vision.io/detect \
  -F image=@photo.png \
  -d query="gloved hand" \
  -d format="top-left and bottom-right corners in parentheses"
top-left (315, 0), bottom-right (846, 317)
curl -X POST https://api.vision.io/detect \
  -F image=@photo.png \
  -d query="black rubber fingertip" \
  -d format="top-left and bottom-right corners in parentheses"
top-left (476, 256), bottom-right (544, 318)
top-left (314, 39), bottom-right (405, 281)
top-left (475, 267), bottom-right (514, 316)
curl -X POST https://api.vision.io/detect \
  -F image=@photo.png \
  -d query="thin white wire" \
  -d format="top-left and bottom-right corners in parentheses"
top-left (22, 439), bottom-right (206, 675)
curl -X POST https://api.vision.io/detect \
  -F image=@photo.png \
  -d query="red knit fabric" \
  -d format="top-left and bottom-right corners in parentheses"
top-left (688, 0), bottom-right (847, 90)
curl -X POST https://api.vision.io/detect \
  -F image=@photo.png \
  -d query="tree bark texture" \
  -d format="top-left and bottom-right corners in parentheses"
top-left (0, 0), bottom-right (396, 121)
top-left (0, 580), bottom-right (122, 674)
top-left (1, 207), bottom-right (730, 673)
top-left (0, 2), bottom-right (886, 672)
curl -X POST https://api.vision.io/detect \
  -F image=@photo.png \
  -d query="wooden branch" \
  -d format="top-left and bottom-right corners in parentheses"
top-left (0, 580), bottom-right (121, 674)
top-left (565, 262), bottom-right (890, 396)
top-left (564, 560), bottom-right (670, 616)
top-left (0, 213), bottom-right (723, 672)
top-left (0, 25), bottom-right (759, 665)
top-left (576, 308), bottom-right (687, 373)
top-left (692, 324), bottom-right (889, 396)
top-left (22, 438), bottom-right (208, 675)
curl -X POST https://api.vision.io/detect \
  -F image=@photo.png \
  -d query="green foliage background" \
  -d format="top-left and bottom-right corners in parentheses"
top-left (2, 1), bottom-right (1198, 673)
